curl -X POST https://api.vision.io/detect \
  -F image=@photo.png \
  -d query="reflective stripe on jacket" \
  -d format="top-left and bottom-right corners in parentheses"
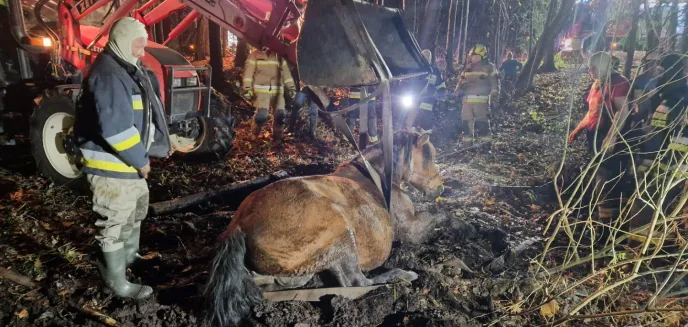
top-left (75, 49), bottom-right (170, 179)
top-left (242, 50), bottom-right (295, 92)
top-left (349, 87), bottom-right (376, 102)
top-left (456, 61), bottom-right (499, 97)
top-left (637, 84), bottom-right (688, 175)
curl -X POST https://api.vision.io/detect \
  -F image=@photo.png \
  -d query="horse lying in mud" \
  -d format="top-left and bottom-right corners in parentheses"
top-left (205, 131), bottom-right (444, 327)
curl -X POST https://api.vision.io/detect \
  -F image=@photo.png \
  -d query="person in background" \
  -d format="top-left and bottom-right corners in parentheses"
top-left (628, 53), bottom-right (688, 242)
top-left (569, 52), bottom-right (630, 154)
top-left (346, 86), bottom-right (379, 144)
top-left (242, 48), bottom-right (297, 144)
top-left (499, 52), bottom-right (522, 82)
top-left (75, 17), bottom-right (174, 300)
top-left (569, 51), bottom-right (631, 223)
top-left (289, 84), bottom-right (328, 139)
top-left (404, 49), bottom-right (446, 132)
top-left (454, 44), bottom-right (499, 147)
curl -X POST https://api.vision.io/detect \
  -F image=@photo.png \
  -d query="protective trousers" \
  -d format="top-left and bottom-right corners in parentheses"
top-left (405, 101), bottom-right (434, 131)
top-left (251, 91), bottom-right (287, 140)
top-left (461, 97), bottom-right (491, 143)
top-left (346, 101), bottom-right (378, 139)
top-left (88, 174), bottom-right (149, 253)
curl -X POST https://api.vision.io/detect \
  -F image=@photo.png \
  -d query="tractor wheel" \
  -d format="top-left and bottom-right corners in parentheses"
top-left (30, 91), bottom-right (85, 189)
top-left (171, 90), bottom-right (234, 159)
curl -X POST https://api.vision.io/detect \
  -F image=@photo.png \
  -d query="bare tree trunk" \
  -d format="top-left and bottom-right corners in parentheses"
top-left (516, 0), bottom-right (576, 90)
top-left (417, 0), bottom-right (442, 50)
top-left (593, 0), bottom-right (610, 52)
top-left (234, 39), bottom-right (249, 68)
top-left (682, 2), bottom-right (688, 53)
top-left (624, 0), bottom-right (642, 79)
top-left (195, 17), bottom-right (209, 60)
top-left (645, 0), bottom-right (664, 51)
top-left (460, 0), bottom-right (470, 65)
top-left (539, 47), bottom-right (556, 72)
top-left (668, 0), bottom-right (679, 50)
top-left (446, 0), bottom-right (458, 72)
top-left (209, 21), bottom-right (225, 89)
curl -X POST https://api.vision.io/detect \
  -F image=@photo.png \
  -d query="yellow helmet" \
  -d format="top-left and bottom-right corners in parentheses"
top-left (470, 44), bottom-right (488, 59)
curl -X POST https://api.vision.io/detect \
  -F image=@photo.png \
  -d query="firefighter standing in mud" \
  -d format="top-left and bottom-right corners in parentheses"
top-left (75, 17), bottom-right (173, 299)
top-left (242, 48), bottom-right (297, 144)
top-left (405, 49), bottom-right (446, 131)
top-left (454, 44), bottom-right (499, 146)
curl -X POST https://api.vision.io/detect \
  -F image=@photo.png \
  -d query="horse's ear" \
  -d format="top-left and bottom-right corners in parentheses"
top-left (417, 134), bottom-right (430, 146)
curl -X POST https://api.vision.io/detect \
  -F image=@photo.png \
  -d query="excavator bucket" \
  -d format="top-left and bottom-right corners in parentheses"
top-left (297, 0), bottom-right (429, 87)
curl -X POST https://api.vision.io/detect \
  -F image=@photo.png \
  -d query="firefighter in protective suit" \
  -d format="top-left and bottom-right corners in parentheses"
top-left (242, 49), bottom-right (297, 143)
top-left (454, 44), bottom-right (499, 145)
top-left (627, 54), bottom-right (688, 243)
top-left (404, 49), bottom-right (446, 131)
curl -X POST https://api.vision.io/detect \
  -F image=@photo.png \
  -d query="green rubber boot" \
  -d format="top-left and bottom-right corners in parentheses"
top-left (97, 249), bottom-right (153, 300)
top-left (123, 227), bottom-right (144, 267)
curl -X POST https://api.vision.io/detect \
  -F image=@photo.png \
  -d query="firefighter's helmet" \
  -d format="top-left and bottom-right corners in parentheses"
top-left (470, 44), bottom-right (488, 59)
top-left (421, 49), bottom-right (432, 64)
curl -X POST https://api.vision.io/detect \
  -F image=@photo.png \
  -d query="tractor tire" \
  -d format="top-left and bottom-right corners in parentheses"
top-left (173, 90), bottom-right (234, 160)
top-left (30, 91), bottom-right (85, 189)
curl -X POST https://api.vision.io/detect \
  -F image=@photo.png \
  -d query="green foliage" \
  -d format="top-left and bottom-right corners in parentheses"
top-left (530, 109), bottom-right (545, 123)
top-left (553, 51), bottom-right (568, 70)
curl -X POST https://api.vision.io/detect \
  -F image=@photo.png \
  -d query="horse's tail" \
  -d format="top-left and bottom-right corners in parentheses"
top-left (204, 228), bottom-right (262, 327)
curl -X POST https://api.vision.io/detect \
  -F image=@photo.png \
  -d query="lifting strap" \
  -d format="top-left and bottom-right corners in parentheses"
top-left (317, 82), bottom-right (392, 210)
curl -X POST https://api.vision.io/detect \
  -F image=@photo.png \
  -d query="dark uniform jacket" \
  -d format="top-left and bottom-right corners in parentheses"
top-left (638, 82), bottom-right (688, 175)
top-left (75, 48), bottom-right (171, 179)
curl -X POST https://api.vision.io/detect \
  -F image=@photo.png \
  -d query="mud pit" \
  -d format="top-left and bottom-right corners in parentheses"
top-left (0, 71), bottom-right (592, 326)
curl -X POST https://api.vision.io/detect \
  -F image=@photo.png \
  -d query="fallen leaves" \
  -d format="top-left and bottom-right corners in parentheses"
top-left (9, 189), bottom-right (25, 202)
top-left (539, 299), bottom-right (560, 318)
top-left (141, 252), bottom-right (160, 260)
top-left (15, 308), bottom-right (29, 319)
top-left (58, 289), bottom-right (70, 296)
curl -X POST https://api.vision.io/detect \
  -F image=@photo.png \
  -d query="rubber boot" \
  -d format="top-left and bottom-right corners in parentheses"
top-left (272, 126), bottom-right (284, 145)
top-left (272, 109), bottom-right (286, 145)
top-left (123, 227), bottom-right (143, 267)
top-left (96, 249), bottom-right (153, 300)
top-left (308, 110), bottom-right (318, 139)
top-left (249, 122), bottom-right (261, 141)
top-left (474, 120), bottom-right (492, 150)
top-left (460, 120), bottom-right (473, 149)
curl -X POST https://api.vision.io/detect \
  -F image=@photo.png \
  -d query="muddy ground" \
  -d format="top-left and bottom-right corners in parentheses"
top-left (0, 70), bottom-right (598, 327)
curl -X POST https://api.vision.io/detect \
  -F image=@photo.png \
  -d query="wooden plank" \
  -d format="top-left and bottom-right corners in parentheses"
top-left (262, 285), bottom-right (386, 302)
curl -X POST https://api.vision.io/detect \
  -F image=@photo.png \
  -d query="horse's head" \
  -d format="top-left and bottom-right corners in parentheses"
top-left (395, 130), bottom-right (444, 199)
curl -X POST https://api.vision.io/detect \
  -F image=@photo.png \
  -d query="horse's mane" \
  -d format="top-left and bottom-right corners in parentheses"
top-left (350, 133), bottom-right (416, 179)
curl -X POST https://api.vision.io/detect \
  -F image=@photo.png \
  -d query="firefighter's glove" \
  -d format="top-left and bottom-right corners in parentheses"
top-left (243, 90), bottom-right (254, 99)
top-left (286, 88), bottom-right (296, 100)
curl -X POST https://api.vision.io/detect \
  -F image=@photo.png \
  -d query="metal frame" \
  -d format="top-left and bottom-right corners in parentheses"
top-left (165, 65), bottom-right (212, 123)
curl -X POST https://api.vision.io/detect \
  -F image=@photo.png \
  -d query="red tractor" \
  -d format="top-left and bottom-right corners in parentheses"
top-left (1, 0), bottom-right (245, 186)
top-left (0, 0), bottom-right (431, 188)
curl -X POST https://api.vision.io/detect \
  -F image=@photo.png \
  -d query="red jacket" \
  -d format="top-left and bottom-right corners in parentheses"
top-left (578, 73), bottom-right (630, 132)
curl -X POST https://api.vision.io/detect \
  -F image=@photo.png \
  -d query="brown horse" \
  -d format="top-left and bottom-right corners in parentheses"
top-left (205, 132), bottom-right (444, 327)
